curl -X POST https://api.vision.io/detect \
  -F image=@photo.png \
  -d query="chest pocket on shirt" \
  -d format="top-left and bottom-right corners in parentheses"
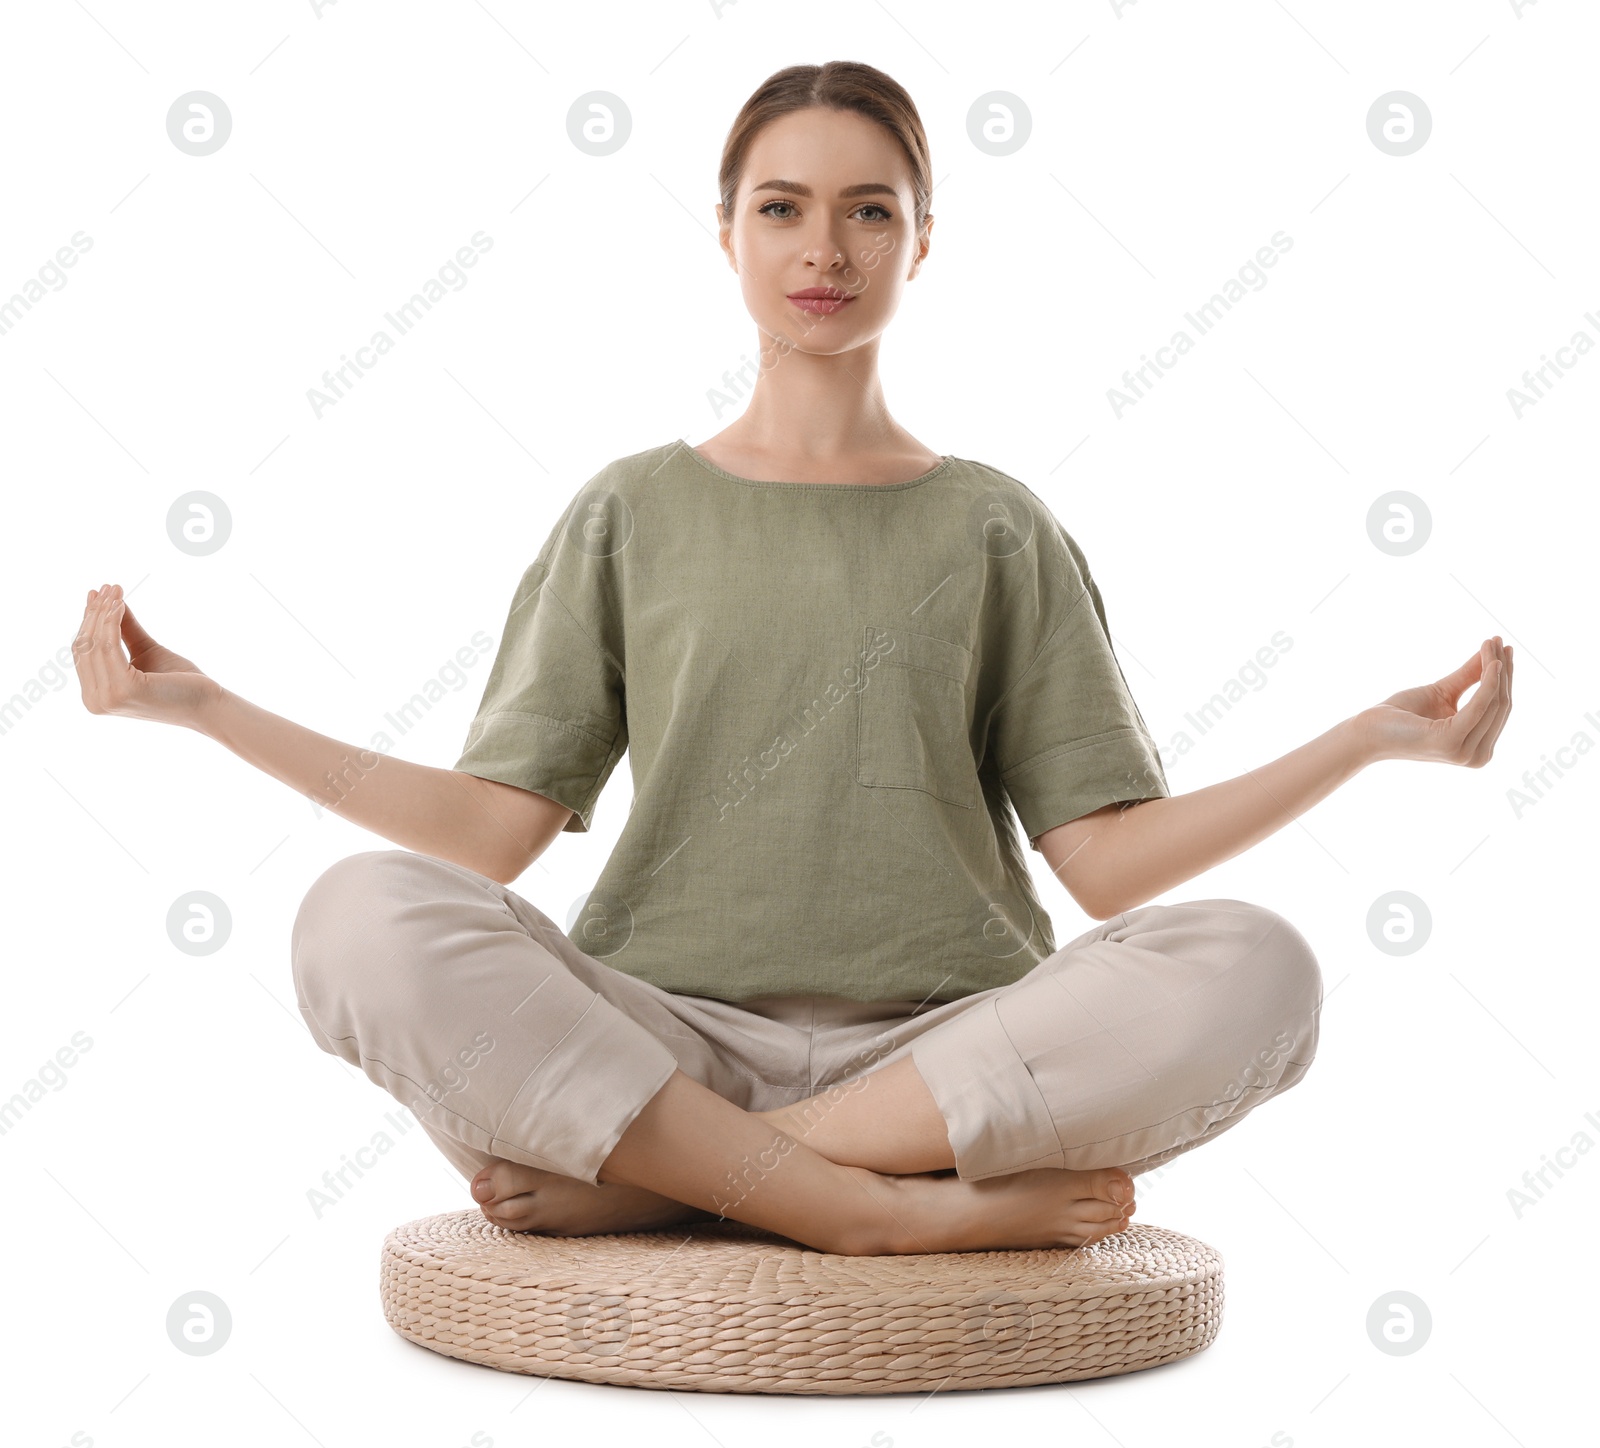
top-left (855, 625), bottom-right (978, 808)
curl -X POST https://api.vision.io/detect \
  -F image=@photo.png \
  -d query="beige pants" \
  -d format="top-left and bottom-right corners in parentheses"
top-left (290, 850), bottom-right (1323, 1188)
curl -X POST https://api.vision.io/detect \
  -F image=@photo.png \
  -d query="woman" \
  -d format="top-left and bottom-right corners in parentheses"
top-left (73, 61), bottom-right (1512, 1258)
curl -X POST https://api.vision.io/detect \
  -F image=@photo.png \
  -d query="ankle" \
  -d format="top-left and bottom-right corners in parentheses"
top-left (821, 1167), bottom-right (925, 1256)
top-left (817, 1213), bottom-right (908, 1256)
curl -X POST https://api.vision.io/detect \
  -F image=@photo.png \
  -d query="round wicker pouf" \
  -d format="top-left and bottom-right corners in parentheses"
top-left (379, 1210), bottom-right (1223, 1394)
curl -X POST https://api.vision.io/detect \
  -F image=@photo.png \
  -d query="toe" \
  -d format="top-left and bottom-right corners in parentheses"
top-left (1077, 1197), bottom-right (1126, 1224)
top-left (480, 1194), bottom-right (540, 1232)
top-left (476, 1159), bottom-right (547, 1206)
top-left (473, 1161), bottom-right (516, 1203)
top-left (1087, 1167), bottom-right (1134, 1207)
top-left (493, 1192), bottom-right (541, 1227)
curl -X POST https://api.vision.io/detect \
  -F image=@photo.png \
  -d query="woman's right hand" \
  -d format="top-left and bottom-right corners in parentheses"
top-left (74, 583), bottom-right (222, 728)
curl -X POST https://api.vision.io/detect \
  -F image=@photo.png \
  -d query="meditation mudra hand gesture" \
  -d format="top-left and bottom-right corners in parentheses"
top-left (73, 584), bottom-right (1512, 768)
top-left (70, 62), bottom-right (1515, 1259)
top-left (1365, 639), bottom-right (1513, 767)
top-left (73, 587), bottom-right (218, 726)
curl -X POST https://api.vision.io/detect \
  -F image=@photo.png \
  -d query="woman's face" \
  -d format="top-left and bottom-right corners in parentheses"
top-left (718, 106), bottom-right (931, 357)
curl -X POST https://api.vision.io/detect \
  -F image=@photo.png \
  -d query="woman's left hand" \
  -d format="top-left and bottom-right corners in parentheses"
top-left (1359, 636), bottom-right (1513, 766)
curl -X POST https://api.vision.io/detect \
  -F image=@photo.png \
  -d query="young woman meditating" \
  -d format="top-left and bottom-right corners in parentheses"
top-left (73, 61), bottom-right (1512, 1257)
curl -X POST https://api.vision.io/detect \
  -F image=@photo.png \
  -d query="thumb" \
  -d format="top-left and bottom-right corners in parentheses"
top-left (1436, 646), bottom-right (1486, 701)
top-left (117, 601), bottom-right (160, 655)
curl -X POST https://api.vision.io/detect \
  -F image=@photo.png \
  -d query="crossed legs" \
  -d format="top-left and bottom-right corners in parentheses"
top-left (293, 852), bottom-right (1318, 1257)
top-left (469, 1057), bottom-right (1139, 1255)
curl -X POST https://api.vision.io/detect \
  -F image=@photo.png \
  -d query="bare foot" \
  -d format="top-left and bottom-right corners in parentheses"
top-left (848, 1162), bottom-right (1138, 1255)
top-left (470, 1158), bottom-right (715, 1235)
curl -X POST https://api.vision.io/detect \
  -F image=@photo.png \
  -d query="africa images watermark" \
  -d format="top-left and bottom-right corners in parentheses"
top-left (306, 1029), bottom-right (495, 1219)
top-left (1108, 230), bottom-right (1294, 417)
top-left (1504, 308), bottom-right (1600, 419)
top-left (306, 230), bottom-right (494, 418)
top-left (0, 1030), bottom-right (95, 1138)
top-left (0, 230), bottom-right (94, 338)
top-left (710, 1037), bottom-right (895, 1216)
top-left (709, 625), bottom-right (898, 823)
top-left (0, 637), bottom-right (80, 740)
top-left (1505, 1106), bottom-right (1600, 1220)
top-left (1154, 629), bottom-right (1295, 767)
top-left (306, 629), bottom-right (494, 820)
top-left (1504, 708), bottom-right (1600, 818)
top-left (306, 1106), bottom-right (419, 1219)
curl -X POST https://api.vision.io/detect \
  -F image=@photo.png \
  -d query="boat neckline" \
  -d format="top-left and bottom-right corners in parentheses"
top-left (676, 439), bottom-right (956, 492)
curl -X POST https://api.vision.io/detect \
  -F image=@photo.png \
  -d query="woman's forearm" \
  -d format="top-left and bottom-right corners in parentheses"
top-left (1063, 712), bottom-right (1378, 919)
top-left (190, 685), bottom-right (523, 880)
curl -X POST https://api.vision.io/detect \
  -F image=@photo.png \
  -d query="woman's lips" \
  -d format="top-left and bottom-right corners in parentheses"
top-left (788, 288), bottom-right (856, 315)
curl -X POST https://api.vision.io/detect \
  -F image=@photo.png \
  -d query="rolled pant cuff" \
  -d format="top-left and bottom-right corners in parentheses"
top-left (910, 998), bottom-right (1066, 1180)
top-left (491, 991), bottom-right (680, 1186)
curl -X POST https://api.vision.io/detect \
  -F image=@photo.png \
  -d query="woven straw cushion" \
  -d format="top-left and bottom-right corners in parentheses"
top-left (380, 1210), bottom-right (1223, 1394)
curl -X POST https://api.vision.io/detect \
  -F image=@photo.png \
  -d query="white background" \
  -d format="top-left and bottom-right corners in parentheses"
top-left (2, 1), bottom-right (1595, 1445)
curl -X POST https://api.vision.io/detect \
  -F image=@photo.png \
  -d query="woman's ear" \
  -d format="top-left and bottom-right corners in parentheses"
top-left (907, 214), bottom-right (934, 280)
top-left (716, 203), bottom-right (737, 272)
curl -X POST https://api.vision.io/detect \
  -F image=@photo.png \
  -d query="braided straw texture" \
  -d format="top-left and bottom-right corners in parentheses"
top-left (380, 1210), bottom-right (1222, 1394)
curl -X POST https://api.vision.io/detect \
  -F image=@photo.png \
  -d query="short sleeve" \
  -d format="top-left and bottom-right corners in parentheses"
top-left (452, 495), bottom-right (627, 833)
top-left (987, 519), bottom-right (1169, 848)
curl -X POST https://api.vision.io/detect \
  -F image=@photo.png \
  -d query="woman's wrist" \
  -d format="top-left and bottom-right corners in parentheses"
top-left (1344, 708), bottom-right (1388, 767)
top-left (185, 679), bottom-right (233, 736)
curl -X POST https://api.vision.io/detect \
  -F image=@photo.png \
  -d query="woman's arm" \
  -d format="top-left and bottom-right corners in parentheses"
top-left (192, 690), bottom-right (570, 884)
top-left (1036, 636), bottom-right (1514, 920)
top-left (74, 584), bottom-right (570, 884)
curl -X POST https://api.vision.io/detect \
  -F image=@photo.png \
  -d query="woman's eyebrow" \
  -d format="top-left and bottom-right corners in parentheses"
top-left (750, 179), bottom-right (899, 199)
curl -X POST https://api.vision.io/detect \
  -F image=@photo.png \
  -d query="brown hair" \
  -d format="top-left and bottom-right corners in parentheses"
top-left (717, 61), bottom-right (933, 234)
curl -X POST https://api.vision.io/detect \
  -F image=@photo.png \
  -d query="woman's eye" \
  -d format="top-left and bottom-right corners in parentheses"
top-left (756, 200), bottom-right (895, 222)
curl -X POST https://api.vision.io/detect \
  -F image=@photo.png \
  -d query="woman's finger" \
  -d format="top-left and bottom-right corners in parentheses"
top-left (81, 589), bottom-right (113, 702)
top-left (118, 600), bottom-right (159, 656)
top-left (1471, 642), bottom-right (1514, 764)
top-left (73, 592), bottom-right (98, 661)
top-left (1436, 644), bottom-right (1486, 703)
top-left (1451, 652), bottom-right (1501, 754)
top-left (87, 590), bottom-right (130, 705)
top-left (1459, 647), bottom-right (1505, 760)
top-left (76, 590), bottom-right (109, 708)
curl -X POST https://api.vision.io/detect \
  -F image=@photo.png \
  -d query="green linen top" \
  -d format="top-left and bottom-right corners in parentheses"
top-left (452, 439), bottom-right (1170, 1004)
